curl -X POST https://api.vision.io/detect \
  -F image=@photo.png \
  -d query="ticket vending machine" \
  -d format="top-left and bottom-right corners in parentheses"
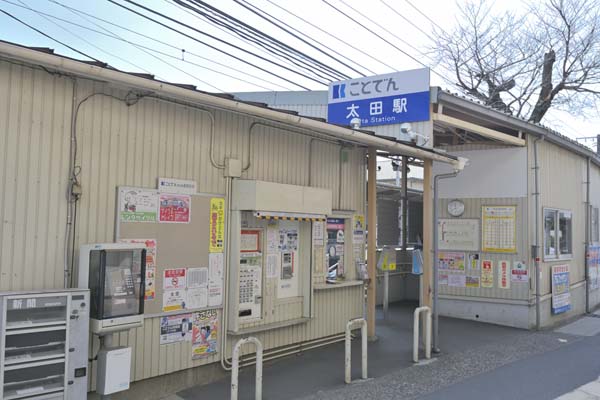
top-left (78, 243), bottom-right (146, 396)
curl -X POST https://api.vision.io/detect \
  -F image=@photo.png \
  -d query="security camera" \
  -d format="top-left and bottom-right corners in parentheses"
top-left (400, 123), bottom-right (412, 134)
top-left (350, 118), bottom-right (361, 129)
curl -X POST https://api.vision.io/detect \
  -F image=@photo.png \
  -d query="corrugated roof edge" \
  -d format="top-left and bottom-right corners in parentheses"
top-left (0, 39), bottom-right (457, 164)
top-left (433, 87), bottom-right (600, 164)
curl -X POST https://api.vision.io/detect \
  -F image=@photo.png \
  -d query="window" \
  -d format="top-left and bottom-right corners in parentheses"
top-left (592, 207), bottom-right (599, 243)
top-left (544, 208), bottom-right (573, 260)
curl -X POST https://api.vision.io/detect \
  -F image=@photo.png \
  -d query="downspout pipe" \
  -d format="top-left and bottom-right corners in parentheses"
top-left (432, 171), bottom-right (458, 353)
top-left (586, 157), bottom-right (591, 313)
top-left (533, 136), bottom-right (543, 330)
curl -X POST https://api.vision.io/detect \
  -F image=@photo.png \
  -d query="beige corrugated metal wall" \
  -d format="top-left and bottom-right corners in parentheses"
top-left (438, 197), bottom-right (530, 301)
top-left (0, 59), bottom-right (72, 291)
top-left (528, 139), bottom-right (587, 295)
top-left (0, 60), bottom-right (365, 385)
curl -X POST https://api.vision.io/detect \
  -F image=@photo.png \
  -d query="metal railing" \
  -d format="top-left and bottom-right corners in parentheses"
top-left (413, 306), bottom-right (431, 363)
top-left (231, 337), bottom-right (263, 400)
top-left (345, 318), bottom-right (368, 384)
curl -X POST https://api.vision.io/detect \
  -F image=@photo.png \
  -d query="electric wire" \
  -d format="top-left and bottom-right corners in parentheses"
top-left (48, 0), bottom-right (293, 91)
top-left (2, 0), bottom-right (224, 91)
top-left (108, 0), bottom-right (320, 89)
top-left (401, 0), bottom-right (452, 39)
top-left (15, 0), bottom-right (155, 76)
top-left (321, 0), bottom-right (455, 85)
top-left (376, 0), bottom-right (437, 44)
top-left (264, 0), bottom-right (393, 72)
top-left (0, 7), bottom-right (102, 62)
top-left (186, 0), bottom-right (349, 81)
top-left (335, 0), bottom-right (458, 84)
top-left (170, 0), bottom-right (339, 84)
top-left (234, 0), bottom-right (367, 78)
top-left (161, 0), bottom-right (316, 88)
top-left (173, 0), bottom-right (345, 83)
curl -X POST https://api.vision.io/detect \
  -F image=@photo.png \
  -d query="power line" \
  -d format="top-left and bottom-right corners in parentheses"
top-left (161, 0), bottom-right (310, 87)
top-left (401, 0), bottom-right (452, 39)
top-left (321, 0), bottom-right (454, 85)
top-left (376, 0), bottom-right (437, 44)
top-left (174, 0), bottom-right (346, 83)
top-left (5, 0), bottom-right (286, 91)
top-left (264, 0), bottom-right (393, 73)
top-left (234, 0), bottom-right (367, 78)
top-left (108, 0), bottom-right (319, 89)
top-left (0, 7), bottom-right (101, 62)
top-left (15, 0), bottom-right (155, 76)
top-left (48, 0), bottom-right (293, 91)
top-left (171, 0), bottom-right (340, 84)
top-left (336, 0), bottom-right (438, 67)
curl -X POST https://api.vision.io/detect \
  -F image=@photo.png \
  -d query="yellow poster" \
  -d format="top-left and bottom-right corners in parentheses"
top-left (482, 206), bottom-right (517, 253)
top-left (209, 198), bottom-right (225, 253)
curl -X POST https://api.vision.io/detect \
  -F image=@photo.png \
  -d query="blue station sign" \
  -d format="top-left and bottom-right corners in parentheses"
top-left (327, 68), bottom-right (430, 127)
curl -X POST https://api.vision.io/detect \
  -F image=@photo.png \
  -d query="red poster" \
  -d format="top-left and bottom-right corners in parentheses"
top-left (159, 194), bottom-right (191, 223)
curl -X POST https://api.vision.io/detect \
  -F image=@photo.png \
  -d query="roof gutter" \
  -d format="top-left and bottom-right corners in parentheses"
top-left (0, 42), bottom-right (458, 166)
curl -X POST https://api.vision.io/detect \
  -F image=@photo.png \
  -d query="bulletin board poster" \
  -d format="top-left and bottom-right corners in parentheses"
top-left (209, 198), bottom-right (225, 252)
top-left (191, 310), bottom-right (219, 359)
top-left (437, 219), bottom-right (479, 251)
top-left (437, 251), bottom-right (465, 271)
top-left (353, 215), bottom-right (365, 244)
top-left (160, 313), bottom-right (192, 345)
top-left (159, 193), bottom-right (191, 223)
top-left (498, 260), bottom-right (510, 289)
top-left (481, 260), bottom-right (494, 288)
top-left (119, 188), bottom-right (158, 222)
top-left (589, 245), bottom-right (600, 290)
top-left (511, 261), bottom-right (529, 283)
top-left (552, 264), bottom-right (571, 314)
top-left (482, 206), bottom-right (517, 253)
top-left (241, 229), bottom-right (261, 253)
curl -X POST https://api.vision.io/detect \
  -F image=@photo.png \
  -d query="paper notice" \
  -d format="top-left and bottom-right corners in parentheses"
top-left (208, 253), bottom-right (224, 306)
top-left (187, 267), bottom-right (209, 289)
top-left (267, 253), bottom-right (278, 279)
top-left (267, 227), bottom-right (279, 254)
top-left (162, 289), bottom-right (186, 312)
top-left (448, 273), bottom-right (466, 287)
top-left (187, 287), bottom-right (208, 309)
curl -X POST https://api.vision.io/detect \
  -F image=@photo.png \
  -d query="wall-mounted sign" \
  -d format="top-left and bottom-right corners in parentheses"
top-left (552, 264), bottom-right (571, 314)
top-left (437, 219), bottom-right (479, 251)
top-left (482, 206), bottom-right (517, 253)
top-left (327, 68), bottom-right (430, 127)
top-left (158, 177), bottom-right (197, 195)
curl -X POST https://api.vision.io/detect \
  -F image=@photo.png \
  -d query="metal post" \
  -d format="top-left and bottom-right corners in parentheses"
top-left (413, 306), bottom-right (432, 363)
top-left (383, 269), bottom-right (389, 320)
top-left (402, 156), bottom-right (408, 251)
top-left (345, 318), bottom-right (368, 384)
top-left (533, 137), bottom-right (543, 330)
top-left (231, 337), bottom-right (263, 400)
top-left (433, 172), bottom-right (458, 353)
top-left (367, 147), bottom-right (377, 339)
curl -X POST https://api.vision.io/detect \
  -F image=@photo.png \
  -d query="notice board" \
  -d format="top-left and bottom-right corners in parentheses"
top-left (115, 186), bottom-right (225, 316)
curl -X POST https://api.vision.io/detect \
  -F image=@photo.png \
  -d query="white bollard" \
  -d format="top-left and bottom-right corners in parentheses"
top-left (345, 318), bottom-right (368, 384)
top-left (413, 306), bottom-right (431, 363)
top-left (231, 336), bottom-right (263, 400)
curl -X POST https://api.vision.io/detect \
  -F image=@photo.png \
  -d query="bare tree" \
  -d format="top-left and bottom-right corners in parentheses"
top-left (434, 0), bottom-right (600, 123)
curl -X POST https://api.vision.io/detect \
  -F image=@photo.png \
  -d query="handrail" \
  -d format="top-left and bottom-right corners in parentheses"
top-left (345, 318), bottom-right (367, 384)
top-left (413, 306), bottom-right (431, 363)
top-left (231, 336), bottom-right (263, 400)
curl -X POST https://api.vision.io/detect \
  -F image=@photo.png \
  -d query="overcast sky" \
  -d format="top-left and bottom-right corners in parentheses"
top-left (1, 0), bottom-right (598, 157)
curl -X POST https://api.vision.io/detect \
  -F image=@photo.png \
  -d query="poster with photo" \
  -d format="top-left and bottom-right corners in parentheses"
top-left (191, 310), bottom-right (219, 359)
top-left (552, 264), bottom-right (571, 314)
top-left (159, 193), bottom-right (191, 223)
top-left (438, 252), bottom-right (465, 271)
top-left (160, 314), bottom-right (192, 344)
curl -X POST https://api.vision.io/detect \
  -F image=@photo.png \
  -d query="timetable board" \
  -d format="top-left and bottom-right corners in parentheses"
top-left (481, 206), bottom-right (517, 253)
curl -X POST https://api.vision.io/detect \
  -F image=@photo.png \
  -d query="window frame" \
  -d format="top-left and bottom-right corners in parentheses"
top-left (543, 207), bottom-right (573, 261)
